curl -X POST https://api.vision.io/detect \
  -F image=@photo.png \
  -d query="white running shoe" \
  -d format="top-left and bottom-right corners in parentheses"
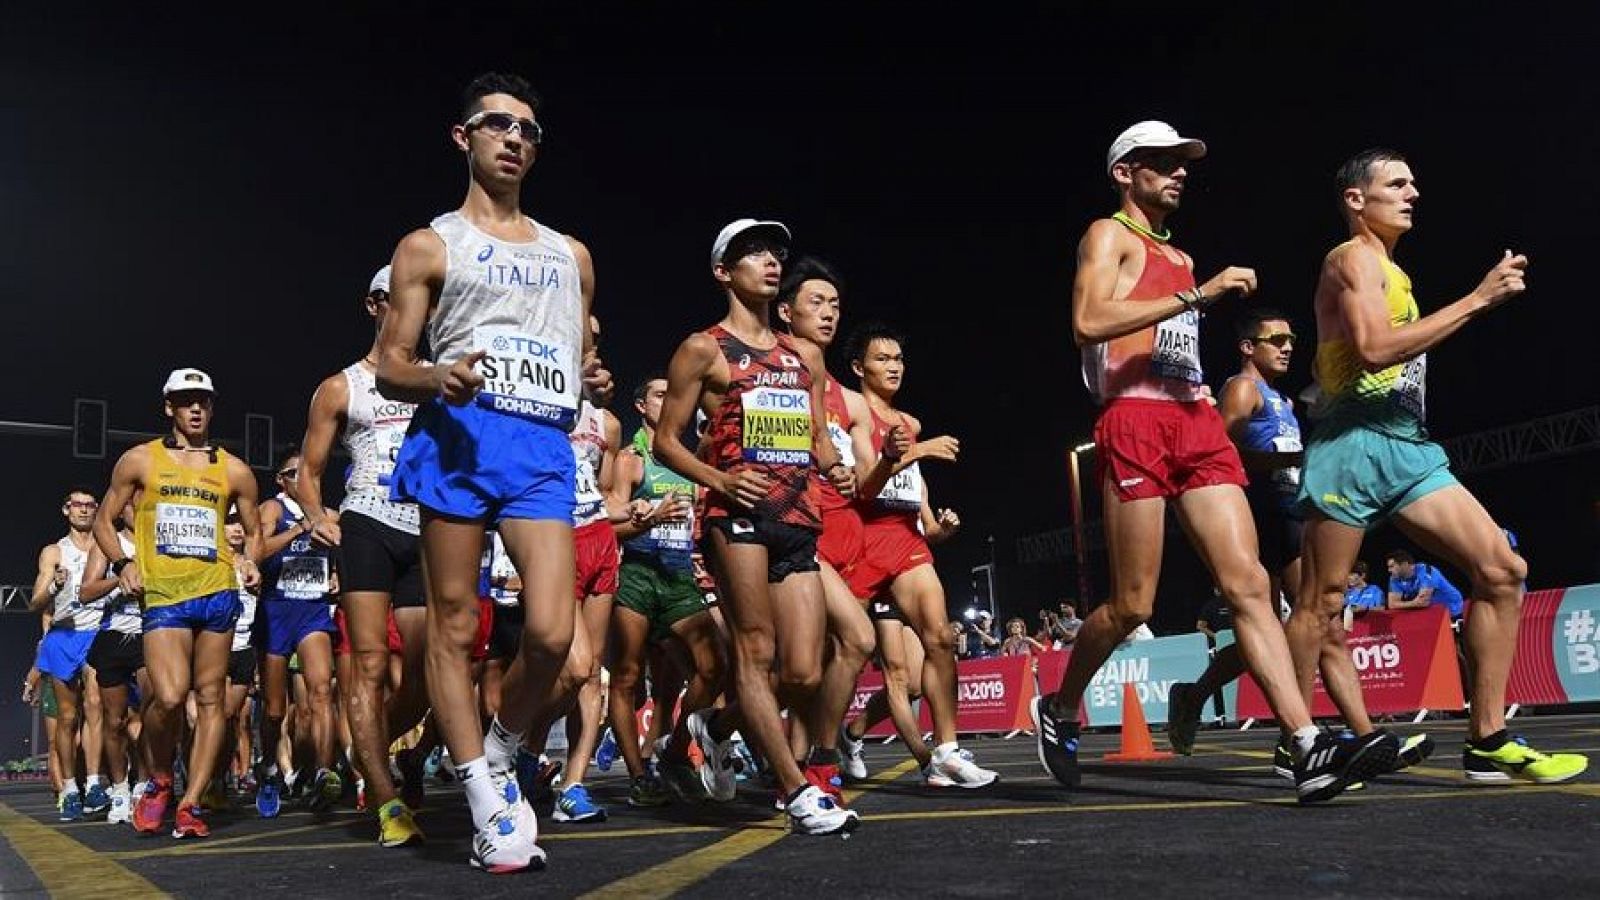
top-left (839, 726), bottom-right (868, 781)
top-left (469, 804), bottom-right (545, 874)
top-left (685, 709), bottom-right (738, 801)
top-left (928, 746), bottom-right (998, 789)
top-left (785, 785), bottom-right (860, 836)
top-left (106, 786), bottom-right (133, 826)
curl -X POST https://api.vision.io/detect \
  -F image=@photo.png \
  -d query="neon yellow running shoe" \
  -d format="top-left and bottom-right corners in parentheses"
top-left (377, 798), bottom-right (425, 848)
top-left (1464, 735), bottom-right (1589, 784)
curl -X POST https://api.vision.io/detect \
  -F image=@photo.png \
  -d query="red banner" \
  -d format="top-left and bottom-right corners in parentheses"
top-left (847, 653), bottom-right (1038, 736)
top-left (1503, 588), bottom-right (1569, 705)
top-left (1235, 605), bottom-right (1464, 720)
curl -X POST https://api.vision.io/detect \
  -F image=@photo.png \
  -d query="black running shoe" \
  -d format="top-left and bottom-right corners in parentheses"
top-left (1296, 730), bottom-right (1400, 804)
top-left (1165, 682), bottom-right (1203, 756)
top-left (1030, 693), bottom-right (1081, 789)
top-left (1272, 738), bottom-right (1295, 780)
top-left (1387, 731), bottom-right (1436, 773)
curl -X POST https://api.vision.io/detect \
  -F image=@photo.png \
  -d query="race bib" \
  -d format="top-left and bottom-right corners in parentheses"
top-left (154, 503), bottom-right (218, 561)
top-left (1150, 309), bottom-right (1203, 384)
top-left (877, 461), bottom-right (924, 512)
top-left (573, 455), bottom-right (605, 522)
top-left (741, 387), bottom-right (812, 465)
top-left (278, 554), bottom-right (330, 600)
top-left (1270, 434), bottom-right (1303, 492)
top-left (826, 420), bottom-right (855, 467)
top-left (376, 422), bottom-right (408, 486)
top-left (1394, 354), bottom-right (1426, 419)
top-left (649, 510), bottom-right (694, 553)
top-left (472, 326), bottom-right (578, 427)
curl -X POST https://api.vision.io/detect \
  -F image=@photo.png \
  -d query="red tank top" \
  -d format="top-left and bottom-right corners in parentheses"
top-left (814, 377), bottom-right (854, 513)
top-left (700, 326), bottom-right (820, 530)
top-left (1080, 223), bottom-right (1205, 404)
top-left (858, 407), bottom-right (923, 526)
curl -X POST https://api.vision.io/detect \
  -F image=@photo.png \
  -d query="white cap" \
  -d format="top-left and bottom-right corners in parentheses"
top-left (162, 368), bottom-right (215, 396)
top-left (1106, 120), bottom-right (1207, 174)
top-left (369, 265), bottom-right (392, 295)
top-left (710, 218), bottom-right (790, 267)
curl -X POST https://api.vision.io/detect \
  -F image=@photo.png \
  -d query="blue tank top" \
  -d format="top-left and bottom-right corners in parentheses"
top-left (261, 494), bottom-right (333, 604)
top-left (1235, 377), bottom-right (1303, 514)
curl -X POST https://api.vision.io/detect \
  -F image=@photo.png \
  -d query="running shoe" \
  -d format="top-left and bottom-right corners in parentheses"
top-left (377, 798), bottom-right (425, 848)
top-left (729, 738), bottom-right (756, 780)
top-left (594, 728), bottom-right (619, 773)
top-left (308, 768), bottom-right (343, 813)
top-left (803, 763), bottom-right (844, 801)
top-left (469, 805), bottom-right (544, 874)
top-left (1464, 734), bottom-right (1589, 784)
top-left (1383, 732), bottom-right (1436, 773)
top-left (133, 778), bottom-right (171, 834)
top-left (59, 790), bottom-right (83, 822)
top-left (552, 783), bottom-right (608, 823)
top-left (785, 784), bottom-right (860, 836)
top-left (516, 749), bottom-right (561, 806)
top-left (839, 725), bottom-right (868, 782)
top-left (83, 782), bottom-right (111, 819)
top-left (256, 771), bottom-right (283, 818)
top-left (356, 779), bottom-right (367, 812)
top-left (171, 803), bottom-right (210, 839)
top-left (107, 785), bottom-right (133, 826)
top-left (1272, 738), bottom-right (1295, 780)
top-left (929, 746), bottom-right (999, 789)
top-left (686, 709), bottom-right (739, 801)
top-left (1164, 681), bottom-right (1204, 756)
top-left (628, 774), bottom-right (672, 808)
top-left (658, 756), bottom-right (707, 801)
top-left (396, 748), bottom-right (426, 810)
top-left (1030, 693), bottom-right (1081, 789)
top-left (1295, 729), bottom-right (1398, 804)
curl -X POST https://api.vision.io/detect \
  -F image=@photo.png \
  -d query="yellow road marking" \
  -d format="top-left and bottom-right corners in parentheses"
top-left (579, 758), bottom-right (921, 900)
top-left (0, 800), bottom-right (168, 898)
top-left (104, 820), bottom-right (361, 859)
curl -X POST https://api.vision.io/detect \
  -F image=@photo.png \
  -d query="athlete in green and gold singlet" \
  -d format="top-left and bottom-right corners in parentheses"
top-left (1289, 148), bottom-right (1585, 787)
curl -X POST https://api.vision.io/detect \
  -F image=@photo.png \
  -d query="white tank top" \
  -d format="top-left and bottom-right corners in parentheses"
top-left (427, 211), bottom-right (585, 430)
top-left (233, 566), bottom-right (258, 652)
top-left (52, 535), bottom-right (101, 630)
top-left (103, 534), bottom-right (142, 635)
top-left (570, 402), bottom-right (609, 528)
top-left (488, 531), bottom-right (519, 607)
top-left (340, 361), bottom-right (421, 535)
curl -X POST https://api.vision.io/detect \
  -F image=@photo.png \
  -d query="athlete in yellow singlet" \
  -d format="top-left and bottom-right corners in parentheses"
top-left (94, 368), bottom-right (264, 838)
top-left (1290, 148), bottom-right (1585, 786)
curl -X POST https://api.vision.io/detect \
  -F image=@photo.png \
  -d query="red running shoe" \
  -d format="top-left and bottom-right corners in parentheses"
top-left (172, 803), bottom-right (210, 839)
top-left (133, 778), bottom-right (172, 835)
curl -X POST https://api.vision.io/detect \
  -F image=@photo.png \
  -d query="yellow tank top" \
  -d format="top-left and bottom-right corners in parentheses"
top-left (1314, 246), bottom-right (1427, 438)
top-left (134, 439), bottom-right (236, 608)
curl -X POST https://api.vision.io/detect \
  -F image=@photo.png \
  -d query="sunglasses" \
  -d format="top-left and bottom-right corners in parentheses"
top-left (1249, 332), bottom-right (1296, 348)
top-left (464, 110), bottom-right (544, 145)
top-left (723, 240), bottom-right (789, 265)
top-left (277, 468), bottom-right (298, 480)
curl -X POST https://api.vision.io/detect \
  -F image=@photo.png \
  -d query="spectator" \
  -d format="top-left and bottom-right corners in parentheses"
top-left (969, 612), bottom-right (1002, 658)
top-left (1002, 618), bottom-right (1048, 656)
top-left (1053, 603), bottom-right (1083, 646)
top-left (1344, 561), bottom-right (1385, 613)
top-left (950, 621), bottom-right (970, 659)
top-left (1385, 549), bottom-right (1465, 618)
top-left (1034, 611), bottom-right (1057, 647)
top-left (1196, 587), bottom-right (1233, 641)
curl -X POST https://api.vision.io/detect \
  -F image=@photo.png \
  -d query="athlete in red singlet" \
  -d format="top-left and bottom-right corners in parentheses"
top-left (654, 219), bottom-right (859, 836)
top-left (773, 257), bottom-right (890, 796)
top-left (1033, 121), bottom-right (1380, 805)
top-left (841, 324), bottom-right (997, 787)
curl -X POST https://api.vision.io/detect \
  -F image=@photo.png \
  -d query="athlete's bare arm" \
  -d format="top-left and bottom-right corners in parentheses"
top-left (1321, 244), bottom-right (1527, 371)
top-left (1072, 219), bottom-right (1255, 345)
top-left (798, 340), bottom-right (851, 496)
top-left (919, 482), bottom-right (961, 546)
top-left (226, 455), bottom-right (264, 587)
top-left (79, 543), bottom-right (117, 603)
top-left (1218, 377), bottom-right (1300, 473)
top-left (1386, 586), bottom-right (1432, 611)
top-left (28, 544), bottom-right (63, 613)
top-left (256, 497), bottom-right (301, 560)
top-left (296, 371), bottom-right (349, 546)
top-left (655, 332), bottom-right (767, 510)
top-left (857, 411), bottom-right (939, 500)
top-left (95, 445), bottom-right (149, 597)
top-left (608, 452), bottom-right (650, 539)
top-left (597, 409), bottom-right (630, 523)
top-left (377, 230), bottom-right (460, 404)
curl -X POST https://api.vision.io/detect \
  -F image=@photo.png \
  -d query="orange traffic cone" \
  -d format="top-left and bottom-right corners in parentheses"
top-left (1103, 681), bottom-right (1174, 762)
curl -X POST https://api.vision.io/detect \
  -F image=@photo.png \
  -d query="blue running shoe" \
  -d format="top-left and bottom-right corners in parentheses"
top-left (595, 728), bottom-right (619, 773)
top-left (83, 782), bottom-right (112, 819)
top-left (256, 774), bottom-right (282, 818)
top-left (551, 783), bottom-right (608, 823)
top-left (59, 790), bottom-right (83, 822)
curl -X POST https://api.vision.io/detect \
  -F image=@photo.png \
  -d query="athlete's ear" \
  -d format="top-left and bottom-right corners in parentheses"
top-left (851, 359), bottom-right (864, 378)
top-left (775, 301), bottom-right (792, 325)
top-left (451, 125), bottom-right (471, 153)
top-left (711, 262), bottom-right (731, 287)
top-left (1342, 186), bottom-right (1364, 215)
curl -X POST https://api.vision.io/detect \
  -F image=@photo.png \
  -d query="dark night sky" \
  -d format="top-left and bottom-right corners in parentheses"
top-left (3, 4), bottom-right (1596, 624)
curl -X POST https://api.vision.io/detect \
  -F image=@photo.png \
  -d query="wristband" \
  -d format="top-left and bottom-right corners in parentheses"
top-left (111, 558), bottom-right (133, 575)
